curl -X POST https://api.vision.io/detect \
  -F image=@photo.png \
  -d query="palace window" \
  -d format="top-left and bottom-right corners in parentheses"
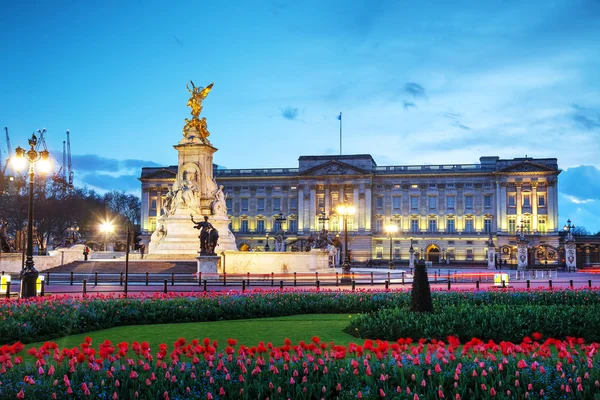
top-left (428, 218), bottom-right (437, 233)
top-left (289, 219), bottom-right (297, 233)
top-left (226, 198), bottom-right (233, 210)
top-left (410, 196), bottom-right (419, 210)
top-left (330, 217), bottom-right (339, 232)
top-left (465, 218), bottom-right (474, 233)
top-left (411, 184), bottom-right (418, 189)
top-left (376, 196), bottom-right (384, 209)
top-left (330, 192), bottom-right (339, 209)
top-left (150, 197), bottom-right (157, 210)
top-left (317, 194), bottom-right (324, 210)
top-left (447, 218), bottom-right (455, 233)
top-left (411, 218), bottom-right (419, 233)
top-left (538, 218), bottom-right (546, 234)
top-left (375, 218), bottom-right (383, 233)
top-left (508, 194), bottom-right (516, 207)
top-left (242, 198), bottom-right (249, 212)
top-left (428, 196), bottom-right (437, 210)
top-left (446, 196), bottom-right (455, 210)
top-left (465, 195), bottom-right (473, 209)
top-left (257, 219), bottom-right (265, 233)
top-left (240, 219), bottom-right (249, 233)
top-left (508, 218), bottom-right (516, 234)
top-left (392, 196), bottom-right (401, 210)
top-left (273, 197), bottom-right (281, 211)
top-left (484, 218), bottom-right (492, 234)
top-left (466, 249), bottom-right (473, 260)
top-left (375, 246), bottom-right (383, 259)
top-left (523, 193), bottom-right (531, 207)
top-left (538, 194), bottom-right (546, 207)
top-left (522, 216), bottom-right (531, 233)
top-left (484, 195), bottom-right (492, 208)
top-left (257, 198), bottom-right (265, 212)
top-left (289, 197), bottom-right (297, 210)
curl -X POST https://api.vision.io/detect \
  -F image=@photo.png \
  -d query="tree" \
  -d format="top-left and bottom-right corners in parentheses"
top-left (410, 261), bottom-right (434, 313)
top-left (572, 226), bottom-right (590, 236)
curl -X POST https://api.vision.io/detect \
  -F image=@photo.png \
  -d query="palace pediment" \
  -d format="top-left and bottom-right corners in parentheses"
top-left (498, 160), bottom-right (557, 173)
top-left (141, 168), bottom-right (177, 180)
top-left (299, 160), bottom-right (371, 176)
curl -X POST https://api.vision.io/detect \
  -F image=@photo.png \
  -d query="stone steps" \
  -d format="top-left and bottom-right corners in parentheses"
top-left (43, 261), bottom-right (197, 274)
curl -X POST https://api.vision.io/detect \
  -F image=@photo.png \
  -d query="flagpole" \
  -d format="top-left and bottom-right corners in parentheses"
top-left (339, 112), bottom-right (342, 155)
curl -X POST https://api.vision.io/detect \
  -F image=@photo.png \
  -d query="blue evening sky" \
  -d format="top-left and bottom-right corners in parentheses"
top-left (1, 0), bottom-right (599, 232)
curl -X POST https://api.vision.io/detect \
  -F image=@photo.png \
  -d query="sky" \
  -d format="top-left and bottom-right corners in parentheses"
top-left (1, 0), bottom-right (599, 232)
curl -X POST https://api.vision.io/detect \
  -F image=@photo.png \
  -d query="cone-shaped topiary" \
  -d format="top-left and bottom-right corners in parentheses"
top-left (410, 261), bottom-right (434, 313)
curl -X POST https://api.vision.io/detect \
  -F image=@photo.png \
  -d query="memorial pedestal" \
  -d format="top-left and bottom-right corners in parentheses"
top-left (197, 255), bottom-right (220, 276)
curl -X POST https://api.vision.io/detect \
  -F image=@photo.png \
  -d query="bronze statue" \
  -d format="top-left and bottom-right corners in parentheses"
top-left (183, 81), bottom-right (214, 140)
top-left (191, 214), bottom-right (217, 255)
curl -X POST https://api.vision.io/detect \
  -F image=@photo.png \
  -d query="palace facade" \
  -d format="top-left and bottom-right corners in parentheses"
top-left (140, 154), bottom-right (561, 266)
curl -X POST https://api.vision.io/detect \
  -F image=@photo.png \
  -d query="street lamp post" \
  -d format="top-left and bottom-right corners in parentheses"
top-left (100, 221), bottom-right (114, 252)
top-left (264, 233), bottom-right (270, 252)
top-left (420, 248), bottom-right (425, 262)
top-left (11, 131), bottom-right (52, 298)
top-left (385, 224), bottom-right (398, 270)
top-left (337, 204), bottom-right (356, 282)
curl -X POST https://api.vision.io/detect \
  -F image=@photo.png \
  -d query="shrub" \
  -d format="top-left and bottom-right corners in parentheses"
top-left (410, 261), bottom-right (433, 312)
top-left (345, 303), bottom-right (600, 342)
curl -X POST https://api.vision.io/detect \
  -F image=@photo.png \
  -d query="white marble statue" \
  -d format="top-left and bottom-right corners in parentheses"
top-left (210, 185), bottom-right (227, 215)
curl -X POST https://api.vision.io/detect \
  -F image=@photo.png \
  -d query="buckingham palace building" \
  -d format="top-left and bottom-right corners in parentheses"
top-left (140, 154), bottom-right (561, 266)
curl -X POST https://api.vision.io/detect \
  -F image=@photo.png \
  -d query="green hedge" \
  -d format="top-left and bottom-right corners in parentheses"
top-left (3, 289), bottom-right (600, 344)
top-left (344, 304), bottom-right (600, 342)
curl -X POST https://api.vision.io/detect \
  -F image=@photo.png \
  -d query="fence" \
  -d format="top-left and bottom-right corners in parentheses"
top-left (0, 269), bottom-right (592, 298)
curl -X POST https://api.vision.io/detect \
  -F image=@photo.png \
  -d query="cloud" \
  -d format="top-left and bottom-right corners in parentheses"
top-left (71, 154), bottom-right (161, 173)
top-left (80, 173), bottom-right (141, 193)
top-left (281, 106), bottom-right (299, 120)
top-left (571, 104), bottom-right (600, 130)
top-left (404, 82), bottom-right (426, 98)
top-left (403, 101), bottom-right (416, 110)
top-left (559, 165), bottom-right (600, 201)
top-left (442, 111), bottom-right (471, 130)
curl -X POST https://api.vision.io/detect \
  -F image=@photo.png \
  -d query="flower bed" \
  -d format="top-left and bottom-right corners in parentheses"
top-left (2, 288), bottom-right (600, 345)
top-left (1, 335), bottom-right (599, 399)
top-left (345, 304), bottom-right (600, 342)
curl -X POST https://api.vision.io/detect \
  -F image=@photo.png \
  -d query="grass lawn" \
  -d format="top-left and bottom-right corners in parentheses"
top-left (27, 314), bottom-right (359, 350)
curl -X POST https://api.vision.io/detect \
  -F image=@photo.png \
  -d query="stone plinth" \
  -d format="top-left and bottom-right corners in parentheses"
top-left (220, 250), bottom-right (329, 275)
top-left (517, 240), bottom-right (528, 271)
top-left (197, 255), bottom-right (219, 276)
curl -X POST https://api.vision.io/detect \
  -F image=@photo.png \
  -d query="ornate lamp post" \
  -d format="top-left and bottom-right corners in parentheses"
top-left (409, 237), bottom-right (415, 268)
top-left (563, 219), bottom-right (574, 234)
top-left (11, 131), bottom-right (52, 298)
top-left (275, 213), bottom-right (287, 231)
top-left (317, 212), bottom-right (329, 230)
top-left (264, 233), bottom-right (270, 252)
top-left (420, 247), bottom-right (425, 262)
top-left (337, 204), bottom-right (356, 282)
top-left (385, 224), bottom-right (398, 270)
top-left (99, 221), bottom-right (114, 252)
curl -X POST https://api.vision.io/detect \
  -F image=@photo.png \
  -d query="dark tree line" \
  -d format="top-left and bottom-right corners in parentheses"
top-left (0, 175), bottom-right (140, 252)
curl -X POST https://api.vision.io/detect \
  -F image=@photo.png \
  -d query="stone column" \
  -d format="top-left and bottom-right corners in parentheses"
top-left (531, 183), bottom-right (538, 231)
top-left (141, 187), bottom-right (150, 232)
top-left (516, 183), bottom-right (522, 221)
top-left (297, 185), bottom-right (304, 231)
top-left (499, 183), bottom-right (507, 232)
top-left (309, 185), bottom-right (317, 231)
top-left (365, 184), bottom-right (372, 231)
top-left (324, 184), bottom-right (330, 217)
top-left (547, 179), bottom-right (558, 232)
top-left (353, 187), bottom-right (359, 230)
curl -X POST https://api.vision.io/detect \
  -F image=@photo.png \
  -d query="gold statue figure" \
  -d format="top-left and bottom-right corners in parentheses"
top-left (183, 81), bottom-right (214, 141)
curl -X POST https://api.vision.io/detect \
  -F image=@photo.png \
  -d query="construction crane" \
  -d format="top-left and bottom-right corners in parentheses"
top-left (67, 130), bottom-right (73, 190)
top-left (1, 127), bottom-right (13, 194)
